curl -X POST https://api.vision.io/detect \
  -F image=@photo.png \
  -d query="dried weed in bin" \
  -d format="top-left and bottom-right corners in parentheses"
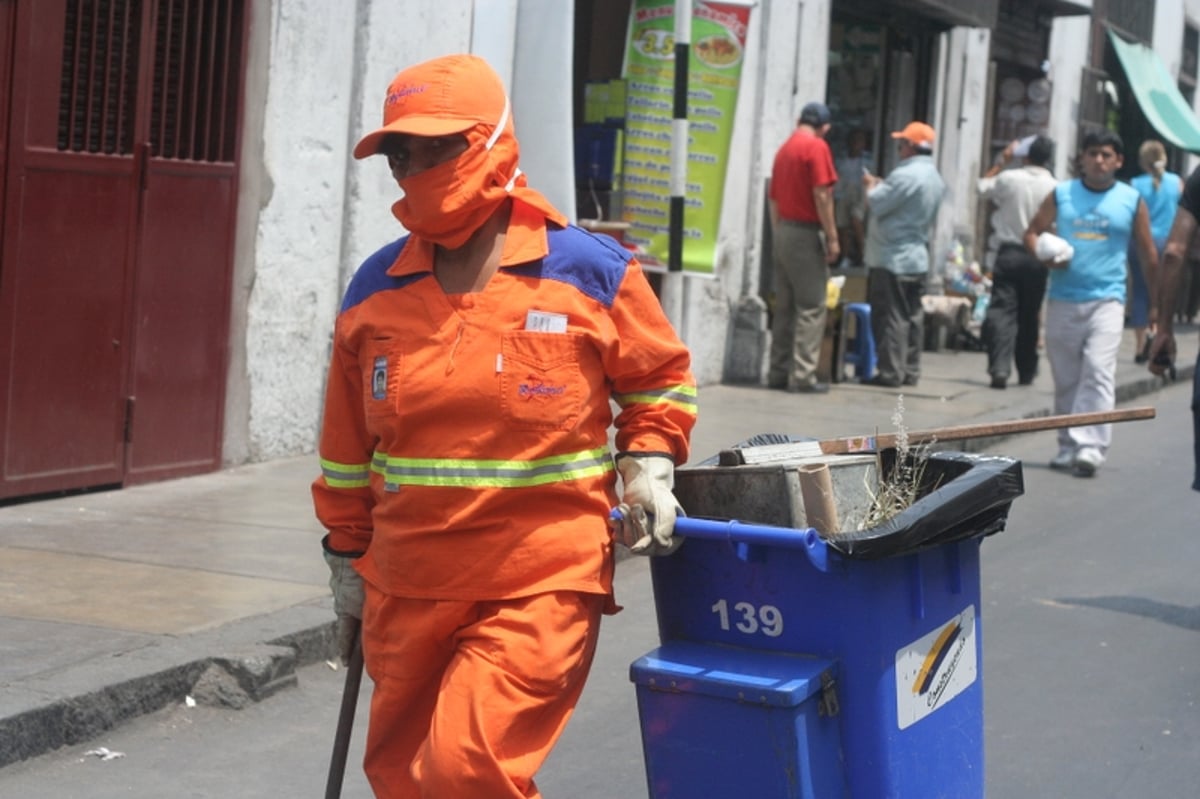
top-left (861, 394), bottom-right (940, 530)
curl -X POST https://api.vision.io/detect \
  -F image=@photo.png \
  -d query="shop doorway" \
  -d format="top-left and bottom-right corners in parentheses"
top-left (828, 16), bottom-right (937, 177)
top-left (0, 0), bottom-right (247, 500)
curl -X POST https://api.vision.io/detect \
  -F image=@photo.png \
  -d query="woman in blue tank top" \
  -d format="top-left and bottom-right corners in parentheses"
top-left (1130, 140), bottom-right (1183, 361)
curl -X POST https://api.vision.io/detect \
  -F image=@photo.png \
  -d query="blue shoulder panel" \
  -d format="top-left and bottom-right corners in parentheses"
top-left (340, 237), bottom-right (428, 313)
top-left (507, 225), bottom-right (631, 309)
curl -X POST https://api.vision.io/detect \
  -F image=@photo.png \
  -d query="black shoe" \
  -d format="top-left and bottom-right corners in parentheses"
top-left (864, 376), bottom-right (901, 388)
top-left (1017, 375), bottom-right (1035, 386)
top-left (788, 382), bottom-right (830, 394)
top-left (902, 376), bottom-right (919, 386)
top-left (990, 376), bottom-right (1007, 390)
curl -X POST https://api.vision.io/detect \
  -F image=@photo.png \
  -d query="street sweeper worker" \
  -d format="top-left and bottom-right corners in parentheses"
top-left (312, 53), bottom-right (696, 798)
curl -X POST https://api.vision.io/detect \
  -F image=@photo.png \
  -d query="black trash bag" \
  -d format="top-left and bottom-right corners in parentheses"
top-left (827, 450), bottom-right (1024, 560)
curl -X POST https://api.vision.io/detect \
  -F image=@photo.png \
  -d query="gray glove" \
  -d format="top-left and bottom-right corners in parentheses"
top-left (613, 453), bottom-right (684, 556)
top-left (322, 535), bottom-right (364, 665)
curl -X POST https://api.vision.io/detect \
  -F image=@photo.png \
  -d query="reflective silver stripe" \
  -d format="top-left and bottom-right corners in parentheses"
top-left (614, 384), bottom-right (698, 413)
top-left (320, 458), bottom-right (372, 489)
top-left (370, 447), bottom-right (613, 488)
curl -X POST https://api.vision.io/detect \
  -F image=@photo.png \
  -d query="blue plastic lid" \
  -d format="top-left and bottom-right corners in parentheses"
top-left (630, 641), bottom-right (834, 708)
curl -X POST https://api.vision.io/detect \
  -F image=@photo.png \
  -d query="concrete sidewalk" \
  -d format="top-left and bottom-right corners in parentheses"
top-left (1, 325), bottom-right (1194, 768)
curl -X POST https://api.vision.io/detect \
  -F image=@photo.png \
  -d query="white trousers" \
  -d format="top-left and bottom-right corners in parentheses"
top-left (1044, 298), bottom-right (1124, 455)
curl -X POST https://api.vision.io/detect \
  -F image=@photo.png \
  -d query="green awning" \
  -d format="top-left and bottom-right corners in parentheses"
top-left (1108, 29), bottom-right (1200, 153)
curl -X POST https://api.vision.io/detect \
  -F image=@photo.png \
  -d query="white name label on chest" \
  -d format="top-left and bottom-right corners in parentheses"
top-left (525, 310), bottom-right (568, 333)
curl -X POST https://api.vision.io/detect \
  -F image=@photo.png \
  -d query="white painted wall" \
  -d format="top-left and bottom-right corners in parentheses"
top-left (1158, 0), bottom-right (1200, 174)
top-left (238, 1), bottom-right (360, 461)
top-left (1156, 0), bottom-right (1186, 71)
top-left (472, 0), bottom-right (519, 86)
top-left (511, 0), bottom-right (577, 220)
top-left (1185, 0), bottom-right (1200, 173)
top-left (932, 27), bottom-right (992, 280)
top-left (1046, 14), bottom-right (1091, 178)
top-left (229, 0), bottom-right (474, 462)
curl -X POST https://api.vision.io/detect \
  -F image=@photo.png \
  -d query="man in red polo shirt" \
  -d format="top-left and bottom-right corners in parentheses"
top-left (768, 101), bottom-right (840, 393)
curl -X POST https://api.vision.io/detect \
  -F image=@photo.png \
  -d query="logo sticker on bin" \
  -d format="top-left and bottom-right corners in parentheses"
top-left (894, 605), bottom-right (977, 729)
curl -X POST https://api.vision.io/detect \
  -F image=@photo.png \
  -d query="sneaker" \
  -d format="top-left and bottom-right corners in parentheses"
top-left (1073, 447), bottom-right (1102, 477)
top-left (1049, 446), bottom-right (1075, 471)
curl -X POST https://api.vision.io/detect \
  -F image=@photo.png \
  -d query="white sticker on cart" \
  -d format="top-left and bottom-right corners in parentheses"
top-left (895, 605), bottom-right (977, 730)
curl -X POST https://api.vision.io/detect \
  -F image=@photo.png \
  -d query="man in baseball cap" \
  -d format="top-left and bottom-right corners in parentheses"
top-left (767, 99), bottom-right (840, 394)
top-left (861, 119), bottom-right (946, 387)
top-left (798, 101), bottom-right (832, 127)
top-left (890, 121), bottom-right (937, 153)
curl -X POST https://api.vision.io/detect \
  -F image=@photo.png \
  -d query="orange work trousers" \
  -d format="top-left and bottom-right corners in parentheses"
top-left (360, 584), bottom-right (604, 799)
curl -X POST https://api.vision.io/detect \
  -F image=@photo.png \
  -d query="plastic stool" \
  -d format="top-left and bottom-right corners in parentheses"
top-left (838, 302), bottom-right (876, 382)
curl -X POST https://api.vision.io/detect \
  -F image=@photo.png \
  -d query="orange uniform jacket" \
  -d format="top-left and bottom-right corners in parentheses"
top-left (313, 200), bottom-right (697, 603)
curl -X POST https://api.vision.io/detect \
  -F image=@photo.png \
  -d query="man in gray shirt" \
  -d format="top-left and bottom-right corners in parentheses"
top-left (978, 135), bottom-right (1058, 388)
top-left (862, 121), bottom-right (946, 388)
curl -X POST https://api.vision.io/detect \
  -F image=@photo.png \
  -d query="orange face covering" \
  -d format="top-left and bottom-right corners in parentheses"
top-left (390, 105), bottom-right (564, 249)
top-left (391, 129), bottom-right (509, 249)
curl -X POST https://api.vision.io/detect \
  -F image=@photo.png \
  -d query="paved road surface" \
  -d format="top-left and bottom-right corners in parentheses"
top-left (1, 382), bottom-right (1196, 797)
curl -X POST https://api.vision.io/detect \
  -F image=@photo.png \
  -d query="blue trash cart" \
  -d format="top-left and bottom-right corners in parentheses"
top-left (630, 451), bottom-right (1023, 799)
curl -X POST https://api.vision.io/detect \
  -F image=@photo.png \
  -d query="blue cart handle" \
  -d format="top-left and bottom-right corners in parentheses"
top-left (671, 516), bottom-right (819, 550)
top-left (609, 509), bottom-right (835, 570)
top-left (609, 507), bottom-right (818, 550)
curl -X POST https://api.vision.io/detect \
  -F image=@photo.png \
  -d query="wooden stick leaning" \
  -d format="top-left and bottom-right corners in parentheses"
top-left (325, 622), bottom-right (365, 799)
top-left (719, 406), bottom-right (1157, 466)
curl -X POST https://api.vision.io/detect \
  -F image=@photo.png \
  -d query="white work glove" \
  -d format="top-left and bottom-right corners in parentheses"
top-left (613, 453), bottom-right (684, 556)
top-left (322, 535), bottom-right (364, 665)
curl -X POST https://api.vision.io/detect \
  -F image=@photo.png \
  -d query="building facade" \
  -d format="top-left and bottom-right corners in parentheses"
top-left (2, 0), bottom-right (1198, 499)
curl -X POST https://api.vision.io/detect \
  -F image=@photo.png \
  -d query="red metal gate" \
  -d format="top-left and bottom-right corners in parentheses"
top-left (0, 0), bottom-right (247, 499)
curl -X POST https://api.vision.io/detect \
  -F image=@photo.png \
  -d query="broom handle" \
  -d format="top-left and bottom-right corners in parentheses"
top-left (825, 406), bottom-right (1157, 454)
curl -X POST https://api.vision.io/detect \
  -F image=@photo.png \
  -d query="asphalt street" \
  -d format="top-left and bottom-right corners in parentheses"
top-left (0, 380), bottom-right (1196, 797)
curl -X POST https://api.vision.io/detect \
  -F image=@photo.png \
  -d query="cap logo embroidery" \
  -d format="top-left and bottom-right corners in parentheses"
top-left (386, 83), bottom-right (427, 107)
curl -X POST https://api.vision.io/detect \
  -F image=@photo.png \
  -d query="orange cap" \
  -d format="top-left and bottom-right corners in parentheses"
top-left (890, 121), bottom-right (937, 148)
top-left (353, 54), bottom-right (509, 159)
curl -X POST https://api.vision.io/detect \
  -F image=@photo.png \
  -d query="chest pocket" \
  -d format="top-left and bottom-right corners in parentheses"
top-left (500, 332), bottom-right (585, 431)
top-left (362, 340), bottom-right (401, 421)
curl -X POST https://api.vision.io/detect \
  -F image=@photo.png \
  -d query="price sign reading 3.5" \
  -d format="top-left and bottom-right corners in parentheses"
top-left (711, 598), bottom-right (784, 637)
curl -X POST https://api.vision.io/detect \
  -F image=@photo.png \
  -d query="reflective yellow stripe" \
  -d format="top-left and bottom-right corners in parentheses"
top-left (320, 457), bottom-right (372, 489)
top-left (614, 384), bottom-right (698, 414)
top-left (370, 447), bottom-right (614, 489)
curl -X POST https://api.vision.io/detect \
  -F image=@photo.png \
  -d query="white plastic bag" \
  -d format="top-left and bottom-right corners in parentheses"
top-left (1035, 232), bottom-right (1073, 264)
